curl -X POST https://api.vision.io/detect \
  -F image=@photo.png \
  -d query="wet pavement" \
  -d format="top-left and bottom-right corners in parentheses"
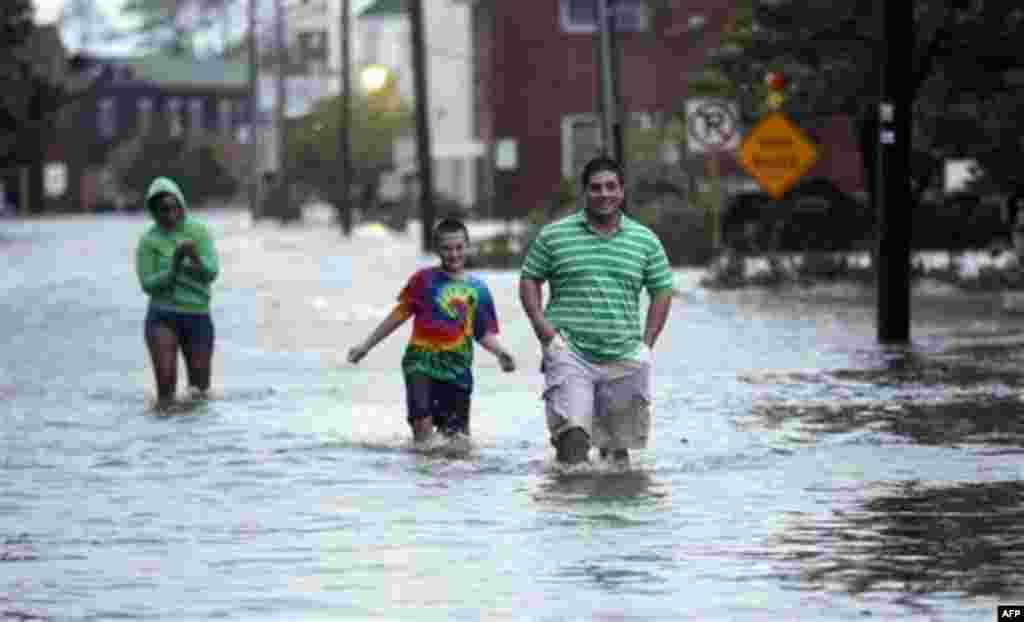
top-left (1, 206), bottom-right (1022, 621)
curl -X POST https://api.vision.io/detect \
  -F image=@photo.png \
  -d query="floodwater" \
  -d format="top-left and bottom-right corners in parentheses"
top-left (1, 208), bottom-right (1022, 621)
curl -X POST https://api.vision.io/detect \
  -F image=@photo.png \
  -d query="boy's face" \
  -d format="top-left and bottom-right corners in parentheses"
top-left (436, 230), bottom-right (468, 274)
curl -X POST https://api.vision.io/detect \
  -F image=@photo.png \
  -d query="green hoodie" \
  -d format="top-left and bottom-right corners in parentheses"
top-left (135, 177), bottom-right (219, 313)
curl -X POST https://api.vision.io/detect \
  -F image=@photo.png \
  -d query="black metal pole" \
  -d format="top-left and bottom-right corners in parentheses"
top-left (608, 3), bottom-right (625, 171)
top-left (247, 0), bottom-right (259, 218)
top-left (409, 0), bottom-right (436, 252)
top-left (595, 0), bottom-right (615, 158)
top-left (875, 0), bottom-right (912, 343)
top-left (337, 0), bottom-right (353, 235)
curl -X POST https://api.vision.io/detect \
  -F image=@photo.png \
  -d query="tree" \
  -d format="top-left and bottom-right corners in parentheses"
top-left (110, 130), bottom-right (240, 208)
top-left (1, 1), bottom-right (102, 214)
top-left (120, 0), bottom-right (239, 57)
top-left (58, 0), bottom-right (116, 52)
top-left (692, 0), bottom-right (1024, 205)
top-left (0, 0), bottom-right (38, 160)
top-left (286, 86), bottom-right (412, 218)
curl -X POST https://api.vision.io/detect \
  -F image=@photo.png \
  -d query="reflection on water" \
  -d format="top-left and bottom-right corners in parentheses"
top-left (771, 480), bottom-right (1024, 600)
top-left (534, 468), bottom-right (664, 506)
top-left (739, 342), bottom-right (1024, 447)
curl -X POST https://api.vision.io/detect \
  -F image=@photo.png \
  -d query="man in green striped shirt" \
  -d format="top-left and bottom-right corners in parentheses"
top-left (520, 156), bottom-right (674, 465)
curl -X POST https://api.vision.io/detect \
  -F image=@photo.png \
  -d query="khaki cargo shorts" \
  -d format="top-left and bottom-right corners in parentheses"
top-left (541, 334), bottom-right (652, 450)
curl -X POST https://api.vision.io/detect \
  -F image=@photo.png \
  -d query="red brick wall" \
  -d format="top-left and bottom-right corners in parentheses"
top-left (475, 1), bottom-right (863, 215)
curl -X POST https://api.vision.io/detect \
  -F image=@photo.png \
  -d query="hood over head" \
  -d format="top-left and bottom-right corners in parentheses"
top-left (145, 177), bottom-right (189, 220)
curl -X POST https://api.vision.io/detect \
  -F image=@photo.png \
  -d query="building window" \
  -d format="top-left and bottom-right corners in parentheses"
top-left (559, 0), bottom-right (648, 34)
top-left (218, 99), bottom-right (234, 136)
top-left (297, 30), bottom-right (328, 75)
top-left (561, 114), bottom-right (603, 181)
top-left (560, 112), bottom-right (652, 179)
top-left (98, 98), bottom-right (116, 139)
top-left (167, 98), bottom-right (183, 137)
top-left (189, 98), bottom-right (204, 135)
top-left (137, 97), bottom-right (153, 135)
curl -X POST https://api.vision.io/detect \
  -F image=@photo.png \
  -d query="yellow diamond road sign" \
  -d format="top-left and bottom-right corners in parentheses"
top-left (736, 112), bottom-right (819, 200)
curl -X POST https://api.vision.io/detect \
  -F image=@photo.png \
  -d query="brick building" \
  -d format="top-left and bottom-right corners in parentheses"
top-left (468, 0), bottom-right (865, 217)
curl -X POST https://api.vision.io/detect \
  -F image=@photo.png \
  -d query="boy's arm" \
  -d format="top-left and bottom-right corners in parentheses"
top-left (347, 304), bottom-right (413, 363)
top-left (478, 332), bottom-right (516, 372)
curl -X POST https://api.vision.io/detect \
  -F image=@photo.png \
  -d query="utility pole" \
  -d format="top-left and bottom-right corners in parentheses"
top-left (409, 0), bottom-right (436, 252)
top-left (247, 0), bottom-right (260, 218)
top-left (337, 0), bottom-right (353, 235)
top-left (274, 0), bottom-right (297, 222)
top-left (875, 0), bottom-right (912, 343)
top-left (607, 2), bottom-right (625, 171)
top-left (595, 0), bottom-right (616, 161)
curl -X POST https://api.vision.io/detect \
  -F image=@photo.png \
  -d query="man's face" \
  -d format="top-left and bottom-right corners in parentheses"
top-left (585, 169), bottom-right (624, 220)
top-left (436, 230), bottom-right (468, 273)
top-left (154, 194), bottom-right (183, 230)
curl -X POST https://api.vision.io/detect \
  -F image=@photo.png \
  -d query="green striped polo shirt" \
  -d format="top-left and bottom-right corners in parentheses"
top-left (522, 210), bottom-right (674, 362)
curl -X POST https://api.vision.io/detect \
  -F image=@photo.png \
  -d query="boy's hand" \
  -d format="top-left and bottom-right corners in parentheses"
top-left (347, 345), bottom-right (369, 364)
top-left (498, 351), bottom-right (516, 372)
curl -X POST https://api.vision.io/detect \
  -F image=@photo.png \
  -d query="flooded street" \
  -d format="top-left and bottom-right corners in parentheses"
top-left (2, 208), bottom-right (1022, 621)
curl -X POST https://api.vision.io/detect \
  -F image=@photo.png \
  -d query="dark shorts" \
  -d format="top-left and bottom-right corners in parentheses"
top-left (404, 373), bottom-right (471, 436)
top-left (145, 307), bottom-right (215, 357)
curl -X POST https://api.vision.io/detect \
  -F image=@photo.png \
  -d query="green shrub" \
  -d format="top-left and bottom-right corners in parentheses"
top-left (110, 133), bottom-right (240, 209)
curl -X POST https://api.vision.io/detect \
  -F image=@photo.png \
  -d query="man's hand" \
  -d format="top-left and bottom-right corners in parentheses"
top-left (497, 351), bottom-right (516, 372)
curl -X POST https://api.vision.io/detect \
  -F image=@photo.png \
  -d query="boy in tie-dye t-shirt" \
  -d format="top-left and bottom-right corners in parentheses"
top-left (347, 219), bottom-right (516, 442)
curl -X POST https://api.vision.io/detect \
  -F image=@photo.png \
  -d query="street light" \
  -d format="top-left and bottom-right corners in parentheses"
top-left (361, 64), bottom-right (391, 94)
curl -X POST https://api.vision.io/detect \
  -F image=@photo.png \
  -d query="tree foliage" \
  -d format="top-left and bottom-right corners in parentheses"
top-left (120, 0), bottom-right (238, 57)
top-left (696, 0), bottom-right (1024, 197)
top-left (287, 86), bottom-right (413, 206)
top-left (0, 0), bottom-right (39, 159)
top-left (110, 131), bottom-right (240, 207)
top-left (0, 0), bottom-right (81, 172)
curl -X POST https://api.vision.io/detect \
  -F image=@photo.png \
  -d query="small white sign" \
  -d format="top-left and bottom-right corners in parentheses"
top-left (44, 162), bottom-right (67, 198)
top-left (686, 98), bottom-right (741, 153)
top-left (495, 138), bottom-right (517, 170)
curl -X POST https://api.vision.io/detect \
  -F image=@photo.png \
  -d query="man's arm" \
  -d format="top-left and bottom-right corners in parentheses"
top-left (519, 276), bottom-right (557, 346)
top-left (642, 291), bottom-right (673, 348)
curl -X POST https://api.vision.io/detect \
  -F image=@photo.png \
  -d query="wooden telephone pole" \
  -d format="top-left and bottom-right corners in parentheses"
top-left (337, 0), bottom-right (353, 235)
top-left (409, 0), bottom-right (436, 252)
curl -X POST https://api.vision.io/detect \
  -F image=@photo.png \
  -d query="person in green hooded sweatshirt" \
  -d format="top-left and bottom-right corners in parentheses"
top-left (135, 177), bottom-right (220, 405)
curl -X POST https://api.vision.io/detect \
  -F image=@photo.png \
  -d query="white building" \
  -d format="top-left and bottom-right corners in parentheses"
top-left (271, 0), bottom-right (481, 210)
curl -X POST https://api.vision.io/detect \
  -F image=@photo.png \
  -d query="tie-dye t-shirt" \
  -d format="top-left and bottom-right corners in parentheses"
top-left (398, 267), bottom-right (500, 391)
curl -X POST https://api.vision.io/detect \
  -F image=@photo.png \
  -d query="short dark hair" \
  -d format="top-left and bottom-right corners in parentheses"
top-left (432, 217), bottom-right (469, 244)
top-left (580, 155), bottom-right (624, 189)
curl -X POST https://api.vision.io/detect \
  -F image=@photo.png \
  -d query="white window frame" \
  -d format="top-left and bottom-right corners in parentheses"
top-left (137, 97), bottom-right (153, 135)
top-left (189, 98), bottom-right (204, 135)
top-left (559, 0), bottom-right (649, 34)
top-left (168, 98), bottom-right (183, 138)
top-left (218, 99), bottom-right (234, 136)
top-left (98, 98), bottom-right (117, 139)
top-left (560, 111), bottom-right (653, 179)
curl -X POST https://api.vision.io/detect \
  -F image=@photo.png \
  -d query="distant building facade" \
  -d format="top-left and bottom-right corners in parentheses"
top-left (60, 55), bottom-right (250, 211)
top-left (468, 0), bottom-right (865, 217)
